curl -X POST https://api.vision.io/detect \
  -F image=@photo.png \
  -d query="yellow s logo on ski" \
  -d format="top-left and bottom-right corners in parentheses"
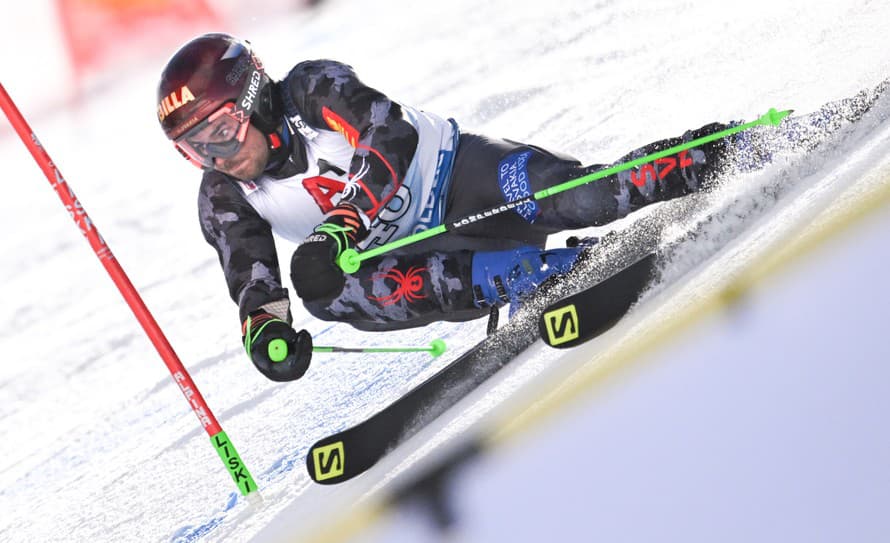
top-left (312, 441), bottom-right (345, 481)
top-left (543, 304), bottom-right (579, 346)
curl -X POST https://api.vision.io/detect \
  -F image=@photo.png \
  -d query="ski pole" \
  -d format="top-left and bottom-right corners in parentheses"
top-left (0, 83), bottom-right (258, 497)
top-left (312, 338), bottom-right (447, 357)
top-left (338, 107), bottom-right (792, 273)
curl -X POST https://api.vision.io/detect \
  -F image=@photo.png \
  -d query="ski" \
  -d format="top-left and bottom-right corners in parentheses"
top-left (306, 334), bottom-right (516, 485)
top-left (538, 251), bottom-right (657, 348)
top-left (306, 76), bottom-right (890, 484)
top-left (306, 250), bottom-right (655, 485)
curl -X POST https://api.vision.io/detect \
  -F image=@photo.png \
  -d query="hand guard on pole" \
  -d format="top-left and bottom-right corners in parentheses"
top-left (242, 311), bottom-right (313, 382)
top-left (291, 203), bottom-right (369, 302)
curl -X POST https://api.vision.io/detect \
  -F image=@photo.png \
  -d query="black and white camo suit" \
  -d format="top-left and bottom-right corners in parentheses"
top-left (197, 60), bottom-right (884, 331)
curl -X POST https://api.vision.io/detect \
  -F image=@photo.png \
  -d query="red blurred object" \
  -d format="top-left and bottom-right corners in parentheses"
top-left (56, 0), bottom-right (224, 84)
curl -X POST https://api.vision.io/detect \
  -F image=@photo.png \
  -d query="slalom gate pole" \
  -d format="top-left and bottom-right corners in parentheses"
top-left (337, 107), bottom-right (792, 273)
top-left (0, 83), bottom-right (258, 497)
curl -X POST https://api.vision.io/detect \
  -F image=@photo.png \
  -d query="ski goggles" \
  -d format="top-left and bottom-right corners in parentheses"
top-left (174, 102), bottom-right (250, 169)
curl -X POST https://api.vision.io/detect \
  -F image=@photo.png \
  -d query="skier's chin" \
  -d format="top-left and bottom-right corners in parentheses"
top-left (218, 156), bottom-right (262, 181)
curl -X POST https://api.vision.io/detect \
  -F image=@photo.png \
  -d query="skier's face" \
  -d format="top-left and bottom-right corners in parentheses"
top-left (212, 123), bottom-right (270, 181)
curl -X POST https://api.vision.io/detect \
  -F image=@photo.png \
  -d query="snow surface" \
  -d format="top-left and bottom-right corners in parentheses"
top-left (1, 1), bottom-right (890, 542)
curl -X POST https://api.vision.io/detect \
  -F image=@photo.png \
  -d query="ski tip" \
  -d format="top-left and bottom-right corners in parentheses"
top-left (759, 107), bottom-right (793, 126)
top-left (429, 338), bottom-right (447, 357)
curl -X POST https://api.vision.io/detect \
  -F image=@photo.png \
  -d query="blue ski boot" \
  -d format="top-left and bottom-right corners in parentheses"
top-left (471, 244), bottom-right (584, 311)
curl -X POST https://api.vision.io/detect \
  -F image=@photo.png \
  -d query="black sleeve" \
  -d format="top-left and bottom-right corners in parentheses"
top-left (283, 59), bottom-right (419, 221)
top-left (198, 172), bottom-right (289, 322)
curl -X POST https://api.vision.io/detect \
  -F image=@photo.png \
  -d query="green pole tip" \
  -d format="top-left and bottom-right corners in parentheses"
top-left (268, 338), bottom-right (289, 363)
top-left (759, 107), bottom-right (792, 126)
top-left (429, 338), bottom-right (447, 357)
top-left (338, 248), bottom-right (361, 274)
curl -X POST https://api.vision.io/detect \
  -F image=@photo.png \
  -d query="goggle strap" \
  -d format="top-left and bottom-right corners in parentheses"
top-left (227, 52), bottom-right (267, 123)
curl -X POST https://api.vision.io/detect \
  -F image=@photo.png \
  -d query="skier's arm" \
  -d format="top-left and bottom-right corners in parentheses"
top-left (283, 60), bottom-right (419, 228)
top-left (198, 172), bottom-right (290, 321)
top-left (198, 173), bottom-right (312, 381)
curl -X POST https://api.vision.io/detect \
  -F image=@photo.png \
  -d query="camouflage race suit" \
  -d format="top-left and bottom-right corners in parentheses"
top-left (198, 82), bottom-right (732, 331)
top-left (199, 60), bottom-right (886, 332)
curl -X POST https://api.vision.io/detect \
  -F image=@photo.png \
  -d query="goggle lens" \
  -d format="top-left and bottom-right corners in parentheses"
top-left (174, 103), bottom-right (249, 169)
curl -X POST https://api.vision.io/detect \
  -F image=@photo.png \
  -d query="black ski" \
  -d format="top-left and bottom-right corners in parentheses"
top-left (306, 331), bottom-right (527, 484)
top-left (306, 251), bottom-right (655, 484)
top-left (538, 252), bottom-right (657, 349)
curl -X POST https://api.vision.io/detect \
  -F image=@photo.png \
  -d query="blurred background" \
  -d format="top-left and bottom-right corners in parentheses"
top-left (1, 1), bottom-right (890, 543)
top-left (1, 0), bottom-right (309, 112)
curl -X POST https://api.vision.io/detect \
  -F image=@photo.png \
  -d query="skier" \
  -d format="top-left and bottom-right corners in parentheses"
top-left (156, 32), bottom-right (882, 382)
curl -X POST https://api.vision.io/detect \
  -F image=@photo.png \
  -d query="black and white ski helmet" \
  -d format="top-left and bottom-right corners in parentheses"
top-left (157, 33), bottom-right (279, 141)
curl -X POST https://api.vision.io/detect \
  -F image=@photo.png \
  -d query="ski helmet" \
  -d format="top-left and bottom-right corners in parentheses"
top-left (157, 33), bottom-right (282, 168)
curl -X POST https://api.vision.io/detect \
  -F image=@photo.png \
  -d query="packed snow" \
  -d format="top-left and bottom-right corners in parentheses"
top-left (1, 1), bottom-right (889, 542)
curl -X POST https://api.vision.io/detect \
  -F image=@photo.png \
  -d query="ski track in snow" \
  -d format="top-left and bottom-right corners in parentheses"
top-left (1, 0), bottom-right (890, 541)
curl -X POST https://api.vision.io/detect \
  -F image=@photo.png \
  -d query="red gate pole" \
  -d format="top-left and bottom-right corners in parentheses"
top-left (0, 82), bottom-right (258, 496)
